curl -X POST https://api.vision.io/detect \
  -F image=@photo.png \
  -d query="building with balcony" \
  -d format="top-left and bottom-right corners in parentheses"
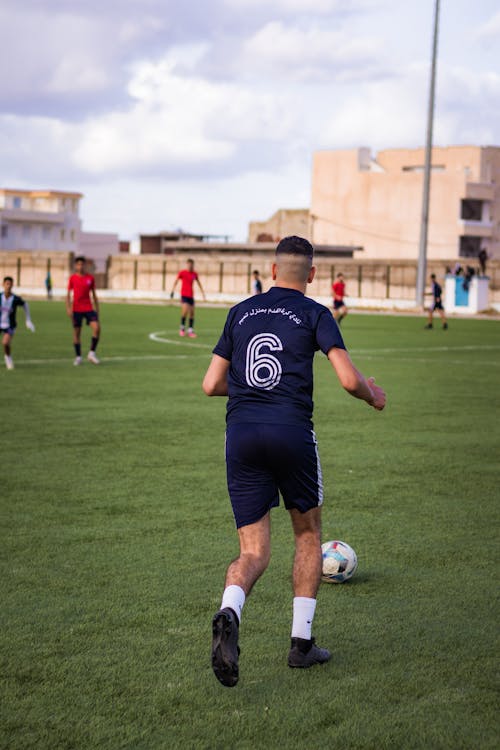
top-left (0, 188), bottom-right (119, 272)
top-left (310, 145), bottom-right (500, 261)
top-left (0, 188), bottom-right (82, 254)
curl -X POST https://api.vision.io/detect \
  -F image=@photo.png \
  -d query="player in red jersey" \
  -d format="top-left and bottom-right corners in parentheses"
top-left (170, 258), bottom-right (206, 338)
top-left (332, 272), bottom-right (348, 325)
top-left (66, 256), bottom-right (101, 365)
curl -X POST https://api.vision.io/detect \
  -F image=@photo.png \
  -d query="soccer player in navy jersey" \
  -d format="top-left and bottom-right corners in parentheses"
top-left (425, 273), bottom-right (448, 329)
top-left (203, 236), bottom-right (386, 687)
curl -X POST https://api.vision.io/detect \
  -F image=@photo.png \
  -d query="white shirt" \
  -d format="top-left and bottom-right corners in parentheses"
top-left (0, 293), bottom-right (14, 329)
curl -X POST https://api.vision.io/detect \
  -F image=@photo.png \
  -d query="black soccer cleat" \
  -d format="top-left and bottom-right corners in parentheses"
top-left (288, 637), bottom-right (331, 669)
top-left (211, 608), bottom-right (240, 687)
top-left (424, 323), bottom-right (433, 329)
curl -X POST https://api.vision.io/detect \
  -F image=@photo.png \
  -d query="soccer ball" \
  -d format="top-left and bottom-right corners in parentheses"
top-left (321, 540), bottom-right (358, 583)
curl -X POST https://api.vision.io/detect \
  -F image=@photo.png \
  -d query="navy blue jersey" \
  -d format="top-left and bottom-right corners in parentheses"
top-left (432, 281), bottom-right (442, 300)
top-left (213, 286), bottom-right (346, 427)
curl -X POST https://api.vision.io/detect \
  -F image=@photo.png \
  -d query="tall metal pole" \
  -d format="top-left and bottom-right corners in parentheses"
top-left (416, 0), bottom-right (440, 306)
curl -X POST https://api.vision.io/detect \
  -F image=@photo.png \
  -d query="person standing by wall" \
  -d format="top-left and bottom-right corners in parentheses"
top-left (252, 270), bottom-right (263, 295)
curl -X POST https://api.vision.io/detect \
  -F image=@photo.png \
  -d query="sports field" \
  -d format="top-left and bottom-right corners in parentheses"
top-left (1, 300), bottom-right (499, 749)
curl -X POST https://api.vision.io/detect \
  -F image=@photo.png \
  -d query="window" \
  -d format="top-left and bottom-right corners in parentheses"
top-left (13, 196), bottom-right (21, 208)
top-left (1, 225), bottom-right (8, 238)
top-left (461, 199), bottom-right (483, 221)
top-left (402, 164), bottom-right (445, 173)
top-left (60, 229), bottom-right (65, 241)
top-left (459, 236), bottom-right (481, 258)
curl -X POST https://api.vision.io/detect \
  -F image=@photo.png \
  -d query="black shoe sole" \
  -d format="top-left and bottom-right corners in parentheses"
top-left (212, 610), bottom-right (239, 687)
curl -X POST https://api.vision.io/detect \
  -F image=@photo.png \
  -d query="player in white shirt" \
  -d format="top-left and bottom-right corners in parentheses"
top-left (1, 276), bottom-right (35, 370)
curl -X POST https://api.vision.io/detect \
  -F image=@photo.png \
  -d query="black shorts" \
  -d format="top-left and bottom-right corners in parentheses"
top-left (73, 310), bottom-right (98, 327)
top-left (333, 299), bottom-right (345, 310)
top-left (181, 296), bottom-right (195, 306)
top-left (0, 326), bottom-right (15, 337)
top-left (432, 301), bottom-right (444, 311)
top-left (225, 423), bottom-right (324, 528)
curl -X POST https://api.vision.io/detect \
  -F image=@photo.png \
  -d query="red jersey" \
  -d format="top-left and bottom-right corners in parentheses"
top-left (68, 273), bottom-right (95, 312)
top-left (332, 280), bottom-right (345, 301)
top-left (177, 269), bottom-right (198, 298)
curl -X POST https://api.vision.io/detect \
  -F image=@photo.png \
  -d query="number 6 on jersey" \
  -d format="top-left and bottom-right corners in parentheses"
top-left (245, 333), bottom-right (283, 390)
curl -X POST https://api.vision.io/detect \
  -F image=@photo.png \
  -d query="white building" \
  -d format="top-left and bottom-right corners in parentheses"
top-left (0, 188), bottom-right (119, 271)
top-left (0, 188), bottom-right (82, 254)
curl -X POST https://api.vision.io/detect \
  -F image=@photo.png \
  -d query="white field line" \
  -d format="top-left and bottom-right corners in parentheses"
top-left (12, 354), bottom-right (193, 365)
top-left (350, 344), bottom-right (500, 355)
top-left (9, 341), bottom-right (500, 367)
top-left (148, 330), bottom-right (213, 349)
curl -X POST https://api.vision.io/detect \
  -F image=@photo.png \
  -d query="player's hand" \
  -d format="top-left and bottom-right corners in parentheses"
top-left (367, 377), bottom-right (386, 411)
top-left (26, 321), bottom-right (35, 332)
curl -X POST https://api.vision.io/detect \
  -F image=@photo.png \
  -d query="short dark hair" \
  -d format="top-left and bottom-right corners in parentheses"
top-left (431, 273), bottom-right (436, 279)
top-left (276, 235), bottom-right (313, 259)
top-left (3, 276), bottom-right (13, 283)
top-left (75, 255), bottom-right (85, 263)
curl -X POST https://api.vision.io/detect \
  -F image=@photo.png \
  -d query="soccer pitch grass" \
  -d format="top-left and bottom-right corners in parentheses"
top-left (1, 301), bottom-right (499, 750)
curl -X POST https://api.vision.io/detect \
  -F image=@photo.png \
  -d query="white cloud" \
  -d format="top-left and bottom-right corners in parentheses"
top-left (224, 0), bottom-right (356, 12)
top-left (475, 10), bottom-right (500, 40)
top-left (72, 50), bottom-right (298, 175)
top-left (238, 21), bottom-right (387, 83)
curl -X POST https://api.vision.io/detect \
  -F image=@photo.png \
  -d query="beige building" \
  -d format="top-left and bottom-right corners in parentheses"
top-left (251, 146), bottom-right (500, 263)
top-left (248, 208), bottom-right (310, 243)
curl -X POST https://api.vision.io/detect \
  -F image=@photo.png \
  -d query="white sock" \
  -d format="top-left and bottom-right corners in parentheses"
top-left (221, 584), bottom-right (246, 623)
top-left (291, 596), bottom-right (317, 640)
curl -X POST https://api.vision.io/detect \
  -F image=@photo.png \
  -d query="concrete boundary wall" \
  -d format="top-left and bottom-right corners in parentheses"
top-left (2, 250), bottom-right (499, 310)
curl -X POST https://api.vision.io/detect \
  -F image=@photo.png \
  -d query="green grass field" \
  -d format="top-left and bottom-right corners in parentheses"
top-left (1, 300), bottom-right (499, 749)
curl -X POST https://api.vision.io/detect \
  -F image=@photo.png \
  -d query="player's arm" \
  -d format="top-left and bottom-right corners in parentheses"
top-left (170, 275), bottom-right (180, 298)
top-left (202, 354), bottom-right (230, 396)
top-left (196, 277), bottom-right (206, 300)
top-left (327, 347), bottom-right (386, 411)
top-left (91, 287), bottom-right (99, 314)
top-left (23, 301), bottom-right (35, 332)
top-left (66, 285), bottom-right (73, 317)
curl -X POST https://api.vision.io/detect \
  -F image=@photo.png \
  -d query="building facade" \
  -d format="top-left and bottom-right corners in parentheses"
top-left (249, 146), bottom-right (500, 263)
top-left (0, 188), bottom-right (82, 254)
top-left (248, 208), bottom-right (310, 243)
top-left (310, 145), bottom-right (500, 261)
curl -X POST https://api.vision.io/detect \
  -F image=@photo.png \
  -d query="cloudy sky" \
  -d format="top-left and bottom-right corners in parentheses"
top-left (2, 0), bottom-right (499, 240)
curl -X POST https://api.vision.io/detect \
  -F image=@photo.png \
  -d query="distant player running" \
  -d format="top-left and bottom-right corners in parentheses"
top-left (332, 272), bottom-right (348, 325)
top-left (170, 258), bottom-right (206, 338)
top-left (203, 236), bottom-right (386, 687)
top-left (1, 276), bottom-right (35, 370)
top-left (66, 256), bottom-right (101, 365)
